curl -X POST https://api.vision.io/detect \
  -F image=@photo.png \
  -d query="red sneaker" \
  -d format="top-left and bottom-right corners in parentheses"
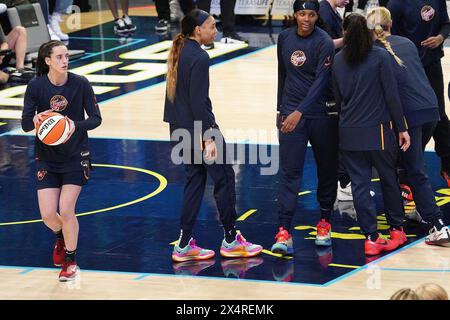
top-left (441, 171), bottom-right (450, 188)
top-left (400, 184), bottom-right (414, 202)
top-left (59, 261), bottom-right (79, 282)
top-left (53, 239), bottom-right (65, 267)
top-left (390, 227), bottom-right (407, 246)
top-left (364, 236), bottom-right (398, 256)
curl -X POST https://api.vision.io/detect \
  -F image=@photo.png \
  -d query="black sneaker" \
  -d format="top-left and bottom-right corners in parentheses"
top-left (155, 19), bottom-right (169, 32)
top-left (221, 32), bottom-right (248, 44)
top-left (114, 18), bottom-right (128, 34)
top-left (8, 69), bottom-right (35, 83)
top-left (122, 15), bottom-right (137, 32)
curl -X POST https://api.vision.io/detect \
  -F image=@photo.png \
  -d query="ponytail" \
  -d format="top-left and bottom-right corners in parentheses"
top-left (166, 34), bottom-right (186, 102)
top-left (342, 13), bottom-right (373, 66)
top-left (367, 7), bottom-right (404, 67)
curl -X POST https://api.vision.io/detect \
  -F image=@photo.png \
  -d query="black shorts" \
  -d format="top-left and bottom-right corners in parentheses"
top-left (36, 168), bottom-right (90, 190)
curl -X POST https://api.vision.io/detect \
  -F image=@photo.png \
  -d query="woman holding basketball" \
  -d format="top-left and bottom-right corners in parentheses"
top-left (21, 40), bottom-right (102, 281)
top-left (164, 9), bottom-right (262, 262)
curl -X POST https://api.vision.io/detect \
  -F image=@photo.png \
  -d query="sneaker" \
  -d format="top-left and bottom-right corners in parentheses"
top-left (271, 227), bottom-right (293, 255)
top-left (335, 201), bottom-right (357, 221)
top-left (172, 238), bottom-right (215, 262)
top-left (221, 32), bottom-right (247, 44)
top-left (400, 184), bottom-right (414, 202)
top-left (441, 171), bottom-right (450, 188)
top-left (169, 0), bottom-right (184, 22)
top-left (50, 13), bottom-right (69, 41)
top-left (172, 259), bottom-right (215, 276)
top-left (220, 231), bottom-right (263, 258)
top-left (59, 261), bottom-right (79, 281)
top-left (364, 235), bottom-right (399, 256)
top-left (221, 257), bottom-right (264, 278)
top-left (53, 239), bottom-right (65, 267)
top-left (47, 24), bottom-right (60, 41)
top-left (337, 182), bottom-right (353, 201)
top-left (122, 15), bottom-right (137, 32)
top-left (201, 43), bottom-right (215, 50)
top-left (114, 18), bottom-right (128, 34)
top-left (272, 259), bottom-right (294, 282)
top-left (425, 226), bottom-right (450, 246)
top-left (9, 69), bottom-right (35, 83)
top-left (155, 19), bottom-right (169, 32)
top-left (315, 219), bottom-right (332, 246)
top-left (389, 227), bottom-right (407, 246)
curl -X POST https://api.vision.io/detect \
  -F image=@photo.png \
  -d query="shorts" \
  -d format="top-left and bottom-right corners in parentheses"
top-left (36, 167), bottom-right (90, 190)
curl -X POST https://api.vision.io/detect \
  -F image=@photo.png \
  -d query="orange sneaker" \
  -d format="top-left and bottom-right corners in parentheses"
top-left (315, 219), bottom-right (332, 246)
top-left (53, 239), bottom-right (65, 267)
top-left (220, 232), bottom-right (263, 258)
top-left (59, 261), bottom-right (79, 282)
top-left (271, 227), bottom-right (293, 255)
top-left (364, 235), bottom-right (398, 256)
top-left (389, 227), bottom-right (407, 246)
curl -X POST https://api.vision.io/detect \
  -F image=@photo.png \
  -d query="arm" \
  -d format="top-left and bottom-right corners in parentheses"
top-left (379, 53), bottom-right (407, 132)
top-left (21, 82), bottom-right (38, 132)
top-left (277, 33), bottom-right (286, 111)
top-left (296, 39), bottom-right (334, 114)
top-left (73, 78), bottom-right (102, 131)
top-left (331, 69), bottom-right (342, 113)
top-left (189, 54), bottom-right (214, 133)
top-left (439, 0), bottom-right (450, 40)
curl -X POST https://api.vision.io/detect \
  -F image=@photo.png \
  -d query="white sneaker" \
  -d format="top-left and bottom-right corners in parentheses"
top-left (47, 24), bottom-right (60, 40)
top-left (337, 182), bottom-right (353, 201)
top-left (50, 13), bottom-right (69, 41)
top-left (425, 226), bottom-right (450, 246)
top-left (169, 0), bottom-right (184, 22)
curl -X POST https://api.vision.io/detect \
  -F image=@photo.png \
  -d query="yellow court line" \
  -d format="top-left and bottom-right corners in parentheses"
top-left (371, 178), bottom-right (380, 182)
top-left (237, 209), bottom-right (257, 221)
top-left (0, 122), bottom-right (6, 126)
top-left (298, 191), bottom-right (312, 196)
top-left (262, 249), bottom-right (293, 260)
top-left (328, 263), bottom-right (360, 269)
top-left (0, 164), bottom-right (167, 226)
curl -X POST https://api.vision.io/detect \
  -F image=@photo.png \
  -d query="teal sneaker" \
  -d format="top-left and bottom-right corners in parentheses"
top-left (172, 238), bottom-right (215, 262)
top-left (220, 231), bottom-right (263, 258)
top-left (271, 227), bottom-right (293, 255)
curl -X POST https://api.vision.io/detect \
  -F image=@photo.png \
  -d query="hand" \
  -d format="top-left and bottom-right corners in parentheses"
top-left (421, 35), bottom-right (444, 49)
top-left (63, 117), bottom-right (75, 143)
top-left (281, 110), bottom-right (302, 133)
top-left (398, 131), bottom-right (410, 152)
top-left (203, 139), bottom-right (217, 161)
top-left (33, 109), bottom-right (53, 127)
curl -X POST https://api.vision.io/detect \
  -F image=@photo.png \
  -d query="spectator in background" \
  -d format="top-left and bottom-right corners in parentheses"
top-left (48, 0), bottom-right (73, 41)
top-left (416, 283), bottom-right (449, 300)
top-left (390, 288), bottom-right (420, 300)
top-left (154, 0), bottom-right (170, 32)
top-left (106, 0), bottom-right (136, 34)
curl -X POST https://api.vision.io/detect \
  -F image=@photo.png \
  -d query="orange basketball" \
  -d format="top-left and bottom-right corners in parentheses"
top-left (35, 112), bottom-right (70, 146)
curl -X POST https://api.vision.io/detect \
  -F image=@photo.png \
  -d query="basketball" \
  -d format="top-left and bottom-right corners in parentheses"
top-left (35, 112), bottom-right (70, 146)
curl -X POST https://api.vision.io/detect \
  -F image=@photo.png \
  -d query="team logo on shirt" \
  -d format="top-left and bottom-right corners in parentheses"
top-left (421, 5), bottom-right (435, 21)
top-left (291, 50), bottom-right (307, 67)
top-left (50, 95), bottom-right (68, 111)
top-left (37, 170), bottom-right (47, 181)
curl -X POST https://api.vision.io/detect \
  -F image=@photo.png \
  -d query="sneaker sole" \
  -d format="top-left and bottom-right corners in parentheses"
top-left (220, 249), bottom-right (262, 258)
top-left (315, 238), bottom-right (332, 246)
top-left (271, 247), bottom-right (294, 256)
top-left (425, 239), bottom-right (450, 247)
top-left (171, 252), bottom-right (215, 262)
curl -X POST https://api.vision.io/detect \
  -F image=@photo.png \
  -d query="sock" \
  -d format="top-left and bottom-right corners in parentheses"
top-left (320, 209), bottom-right (331, 222)
top-left (54, 229), bottom-right (64, 241)
top-left (366, 232), bottom-right (379, 242)
top-left (65, 249), bottom-right (76, 263)
top-left (431, 218), bottom-right (445, 231)
top-left (178, 229), bottom-right (192, 248)
top-left (223, 225), bottom-right (237, 243)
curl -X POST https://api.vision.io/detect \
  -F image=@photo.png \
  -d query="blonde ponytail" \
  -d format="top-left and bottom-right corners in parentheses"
top-left (367, 7), bottom-right (404, 67)
top-left (166, 34), bottom-right (186, 102)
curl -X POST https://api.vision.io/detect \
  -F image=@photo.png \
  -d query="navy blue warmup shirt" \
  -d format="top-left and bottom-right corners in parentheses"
top-left (319, 0), bottom-right (343, 40)
top-left (277, 26), bottom-right (335, 118)
top-left (388, 0), bottom-right (450, 66)
top-left (376, 35), bottom-right (440, 127)
top-left (164, 38), bottom-right (216, 133)
top-left (332, 46), bottom-right (408, 151)
top-left (22, 72), bottom-right (102, 171)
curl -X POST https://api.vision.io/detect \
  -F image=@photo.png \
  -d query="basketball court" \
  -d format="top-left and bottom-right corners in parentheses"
top-left (0, 3), bottom-right (449, 300)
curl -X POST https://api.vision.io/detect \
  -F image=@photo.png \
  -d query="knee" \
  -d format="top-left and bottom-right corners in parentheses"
top-left (14, 26), bottom-right (26, 37)
top-left (41, 210), bottom-right (58, 223)
top-left (59, 209), bottom-right (76, 222)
